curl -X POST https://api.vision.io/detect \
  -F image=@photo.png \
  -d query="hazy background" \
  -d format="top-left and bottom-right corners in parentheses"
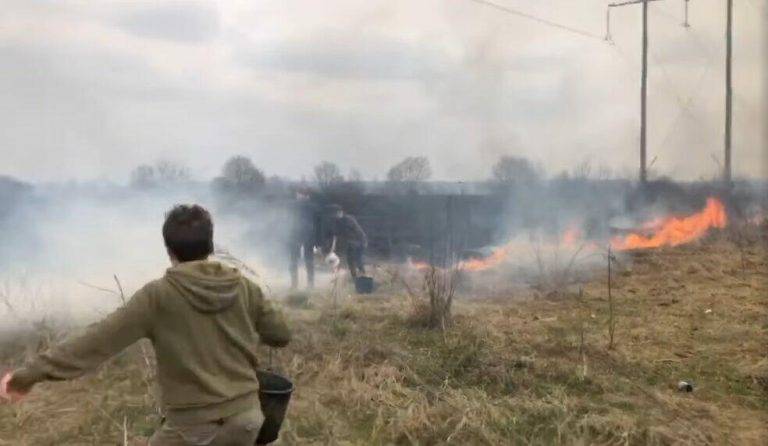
top-left (1, 0), bottom-right (765, 183)
top-left (0, 1), bottom-right (765, 328)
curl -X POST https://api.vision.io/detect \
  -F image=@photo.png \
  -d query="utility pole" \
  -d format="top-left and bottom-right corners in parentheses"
top-left (640, 0), bottom-right (648, 184)
top-left (724, 0), bottom-right (733, 185)
top-left (607, 0), bottom-right (663, 184)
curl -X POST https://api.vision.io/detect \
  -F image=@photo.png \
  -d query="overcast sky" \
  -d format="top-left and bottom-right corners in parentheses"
top-left (1, 0), bottom-right (765, 183)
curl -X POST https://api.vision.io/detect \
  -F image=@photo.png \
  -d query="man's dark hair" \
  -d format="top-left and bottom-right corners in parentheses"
top-left (162, 204), bottom-right (214, 262)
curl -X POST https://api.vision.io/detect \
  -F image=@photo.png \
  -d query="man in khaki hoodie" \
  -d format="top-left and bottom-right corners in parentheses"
top-left (0, 204), bottom-right (291, 445)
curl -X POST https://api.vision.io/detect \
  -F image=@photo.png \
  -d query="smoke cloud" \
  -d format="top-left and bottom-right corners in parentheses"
top-left (0, 0), bottom-right (764, 182)
top-left (0, 1), bottom-right (765, 329)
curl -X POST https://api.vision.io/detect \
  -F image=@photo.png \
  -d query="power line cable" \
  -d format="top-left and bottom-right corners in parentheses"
top-left (465, 0), bottom-right (603, 40)
top-left (654, 62), bottom-right (712, 151)
top-left (644, 4), bottom-right (714, 114)
top-left (610, 38), bottom-right (711, 162)
top-left (649, 1), bottom-right (718, 65)
top-left (745, 0), bottom-right (768, 20)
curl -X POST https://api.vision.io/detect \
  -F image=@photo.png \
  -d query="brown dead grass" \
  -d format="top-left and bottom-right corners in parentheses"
top-left (1, 234), bottom-right (766, 445)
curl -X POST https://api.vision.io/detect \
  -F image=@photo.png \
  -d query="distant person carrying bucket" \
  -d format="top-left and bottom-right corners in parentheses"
top-left (328, 204), bottom-right (368, 279)
top-left (0, 204), bottom-right (293, 445)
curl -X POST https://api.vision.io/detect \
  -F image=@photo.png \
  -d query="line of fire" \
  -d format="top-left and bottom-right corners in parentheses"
top-left (252, 178), bottom-right (752, 279)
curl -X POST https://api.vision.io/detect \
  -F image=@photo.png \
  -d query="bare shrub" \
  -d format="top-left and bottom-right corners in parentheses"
top-left (530, 237), bottom-right (589, 298)
top-left (420, 266), bottom-right (459, 331)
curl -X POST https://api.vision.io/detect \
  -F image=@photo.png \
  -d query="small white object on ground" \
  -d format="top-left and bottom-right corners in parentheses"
top-left (325, 252), bottom-right (340, 269)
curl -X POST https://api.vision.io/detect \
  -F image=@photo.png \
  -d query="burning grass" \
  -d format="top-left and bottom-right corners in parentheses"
top-left (611, 197), bottom-right (728, 250)
top-left (1, 235), bottom-right (766, 445)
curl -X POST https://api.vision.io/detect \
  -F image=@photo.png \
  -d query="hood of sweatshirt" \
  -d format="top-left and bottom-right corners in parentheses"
top-left (165, 260), bottom-right (242, 313)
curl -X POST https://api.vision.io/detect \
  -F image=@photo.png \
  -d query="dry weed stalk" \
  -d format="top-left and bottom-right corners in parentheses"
top-left (0, 279), bottom-right (58, 356)
top-left (396, 268), bottom-right (421, 308)
top-left (81, 273), bottom-right (162, 433)
top-left (381, 265), bottom-right (403, 291)
top-left (422, 266), bottom-right (459, 331)
top-left (213, 247), bottom-right (258, 276)
top-left (577, 286), bottom-right (589, 379)
top-left (122, 415), bottom-right (128, 446)
top-left (0, 285), bottom-right (18, 321)
top-left (729, 222), bottom-right (756, 279)
top-left (113, 275), bottom-right (155, 380)
top-left (607, 246), bottom-right (616, 350)
top-left (531, 235), bottom-right (588, 297)
top-left (396, 263), bottom-right (458, 330)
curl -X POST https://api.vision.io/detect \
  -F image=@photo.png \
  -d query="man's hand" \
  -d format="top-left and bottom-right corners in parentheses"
top-left (1, 371), bottom-right (29, 403)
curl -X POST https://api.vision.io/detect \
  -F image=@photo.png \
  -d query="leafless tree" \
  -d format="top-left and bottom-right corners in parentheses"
top-left (491, 155), bottom-right (539, 185)
top-left (213, 155), bottom-right (266, 195)
top-left (348, 168), bottom-right (363, 183)
top-left (154, 160), bottom-right (190, 183)
top-left (387, 156), bottom-right (432, 183)
top-left (223, 156), bottom-right (265, 186)
top-left (314, 161), bottom-right (344, 190)
top-left (130, 160), bottom-right (189, 188)
top-left (596, 164), bottom-right (613, 180)
top-left (572, 158), bottom-right (593, 180)
top-left (129, 164), bottom-right (157, 189)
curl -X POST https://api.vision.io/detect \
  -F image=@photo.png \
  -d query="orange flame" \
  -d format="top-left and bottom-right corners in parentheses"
top-left (408, 259), bottom-right (431, 271)
top-left (561, 226), bottom-right (582, 247)
top-left (611, 197), bottom-right (727, 251)
top-left (407, 199), bottom-right (727, 272)
top-left (459, 245), bottom-right (513, 272)
top-left (408, 246), bottom-right (513, 273)
top-left (409, 225), bottom-right (588, 273)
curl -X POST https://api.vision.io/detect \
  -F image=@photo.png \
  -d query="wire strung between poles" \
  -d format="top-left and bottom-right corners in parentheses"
top-left (466, 0), bottom-right (603, 41)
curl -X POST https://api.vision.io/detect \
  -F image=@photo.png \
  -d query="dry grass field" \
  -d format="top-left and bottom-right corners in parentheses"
top-left (1, 229), bottom-right (766, 445)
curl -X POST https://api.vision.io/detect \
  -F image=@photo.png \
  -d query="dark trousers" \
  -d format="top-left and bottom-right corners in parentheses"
top-left (345, 245), bottom-right (365, 278)
top-left (289, 239), bottom-right (314, 288)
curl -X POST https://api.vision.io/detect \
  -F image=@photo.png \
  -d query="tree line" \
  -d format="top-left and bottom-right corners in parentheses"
top-left (126, 154), bottom-right (584, 195)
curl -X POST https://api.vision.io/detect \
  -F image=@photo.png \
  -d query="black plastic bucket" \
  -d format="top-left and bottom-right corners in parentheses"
top-left (255, 370), bottom-right (293, 445)
top-left (354, 276), bottom-right (374, 294)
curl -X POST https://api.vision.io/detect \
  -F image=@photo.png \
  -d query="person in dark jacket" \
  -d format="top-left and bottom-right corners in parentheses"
top-left (329, 204), bottom-right (368, 278)
top-left (288, 188), bottom-right (320, 289)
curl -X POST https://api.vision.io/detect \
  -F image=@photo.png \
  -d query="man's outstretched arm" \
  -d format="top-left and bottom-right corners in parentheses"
top-left (7, 285), bottom-right (154, 395)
